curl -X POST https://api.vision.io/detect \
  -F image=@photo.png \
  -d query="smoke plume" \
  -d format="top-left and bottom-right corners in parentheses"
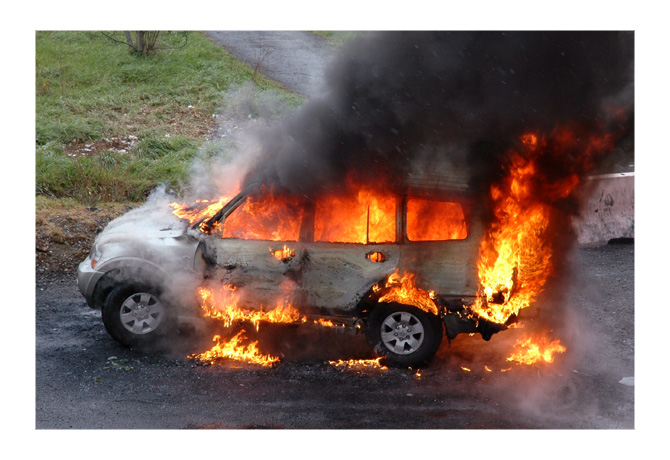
top-left (245, 31), bottom-right (633, 199)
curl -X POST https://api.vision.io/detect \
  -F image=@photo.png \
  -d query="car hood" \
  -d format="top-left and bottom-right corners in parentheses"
top-left (96, 206), bottom-right (191, 244)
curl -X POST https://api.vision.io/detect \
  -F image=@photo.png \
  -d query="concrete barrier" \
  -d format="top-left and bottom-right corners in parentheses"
top-left (573, 172), bottom-right (634, 246)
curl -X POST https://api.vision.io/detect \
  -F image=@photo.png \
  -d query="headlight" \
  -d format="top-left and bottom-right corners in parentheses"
top-left (90, 244), bottom-right (103, 268)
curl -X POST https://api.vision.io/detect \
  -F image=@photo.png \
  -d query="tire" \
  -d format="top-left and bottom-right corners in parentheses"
top-left (365, 303), bottom-right (443, 368)
top-left (101, 283), bottom-right (174, 347)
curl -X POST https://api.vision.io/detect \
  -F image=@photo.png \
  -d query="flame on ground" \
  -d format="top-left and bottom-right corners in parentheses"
top-left (329, 357), bottom-right (388, 371)
top-left (193, 285), bottom-right (343, 366)
top-left (506, 332), bottom-right (567, 365)
top-left (189, 331), bottom-right (280, 367)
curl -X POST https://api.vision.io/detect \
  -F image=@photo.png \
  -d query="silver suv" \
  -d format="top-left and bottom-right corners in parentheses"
top-left (78, 179), bottom-right (505, 367)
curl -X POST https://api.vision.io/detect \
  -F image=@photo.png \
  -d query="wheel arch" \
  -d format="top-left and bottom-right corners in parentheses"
top-left (356, 278), bottom-right (444, 331)
top-left (91, 259), bottom-right (173, 309)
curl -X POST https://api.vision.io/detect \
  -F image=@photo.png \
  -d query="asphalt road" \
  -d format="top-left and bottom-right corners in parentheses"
top-left (205, 31), bottom-right (336, 99)
top-left (35, 242), bottom-right (634, 431)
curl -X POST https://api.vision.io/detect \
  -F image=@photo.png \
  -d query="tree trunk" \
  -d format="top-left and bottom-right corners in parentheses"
top-left (124, 31), bottom-right (134, 48)
top-left (136, 31), bottom-right (145, 54)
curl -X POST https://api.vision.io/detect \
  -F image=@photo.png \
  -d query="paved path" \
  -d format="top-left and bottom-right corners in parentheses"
top-left (205, 31), bottom-right (337, 99)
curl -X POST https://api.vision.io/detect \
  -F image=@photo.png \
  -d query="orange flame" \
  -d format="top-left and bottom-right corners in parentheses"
top-left (314, 184), bottom-right (396, 244)
top-left (316, 318), bottom-right (344, 328)
top-left (214, 186), bottom-right (304, 241)
top-left (469, 147), bottom-right (553, 324)
top-left (468, 125), bottom-right (620, 325)
top-left (406, 198), bottom-right (468, 241)
top-left (329, 357), bottom-right (388, 370)
top-left (193, 283), bottom-right (348, 366)
top-left (375, 270), bottom-right (439, 316)
top-left (189, 331), bottom-right (280, 367)
top-left (270, 244), bottom-right (295, 262)
top-left (179, 118), bottom-right (626, 369)
top-left (170, 194), bottom-right (237, 225)
top-left (198, 285), bottom-right (304, 331)
top-left (506, 332), bottom-right (566, 365)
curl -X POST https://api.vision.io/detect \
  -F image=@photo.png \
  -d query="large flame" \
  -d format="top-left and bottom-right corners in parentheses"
top-left (468, 135), bottom-right (554, 324)
top-left (468, 126), bottom-right (620, 325)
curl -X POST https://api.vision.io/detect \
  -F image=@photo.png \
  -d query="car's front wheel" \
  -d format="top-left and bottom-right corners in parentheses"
top-left (102, 283), bottom-right (174, 347)
top-left (366, 303), bottom-right (443, 368)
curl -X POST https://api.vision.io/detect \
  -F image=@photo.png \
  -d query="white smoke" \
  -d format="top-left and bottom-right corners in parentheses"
top-left (180, 82), bottom-right (301, 200)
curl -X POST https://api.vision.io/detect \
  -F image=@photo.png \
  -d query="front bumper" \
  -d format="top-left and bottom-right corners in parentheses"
top-left (77, 255), bottom-right (104, 308)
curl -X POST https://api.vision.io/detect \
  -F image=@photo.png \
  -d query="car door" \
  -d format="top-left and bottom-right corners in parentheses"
top-left (397, 191), bottom-right (481, 300)
top-left (204, 186), bottom-right (309, 310)
top-left (297, 189), bottom-right (401, 312)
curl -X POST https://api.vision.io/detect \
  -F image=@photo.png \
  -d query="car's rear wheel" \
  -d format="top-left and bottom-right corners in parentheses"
top-left (366, 303), bottom-right (443, 368)
top-left (102, 283), bottom-right (174, 347)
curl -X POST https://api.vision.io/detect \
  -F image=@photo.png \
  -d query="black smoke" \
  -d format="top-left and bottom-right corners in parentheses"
top-left (244, 31), bottom-right (633, 197)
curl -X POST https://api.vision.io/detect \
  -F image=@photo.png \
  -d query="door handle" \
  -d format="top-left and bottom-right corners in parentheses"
top-left (366, 251), bottom-right (386, 263)
top-left (270, 244), bottom-right (295, 263)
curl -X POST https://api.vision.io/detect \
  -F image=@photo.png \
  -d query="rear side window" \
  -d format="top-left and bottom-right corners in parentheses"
top-left (406, 198), bottom-right (467, 241)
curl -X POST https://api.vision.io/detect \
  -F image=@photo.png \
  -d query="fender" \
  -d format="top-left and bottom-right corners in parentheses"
top-left (90, 256), bottom-right (185, 309)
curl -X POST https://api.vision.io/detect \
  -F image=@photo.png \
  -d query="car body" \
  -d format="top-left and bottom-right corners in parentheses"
top-left (78, 178), bottom-right (505, 367)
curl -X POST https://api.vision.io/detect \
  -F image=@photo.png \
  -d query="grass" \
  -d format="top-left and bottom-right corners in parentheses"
top-left (36, 31), bottom-right (302, 205)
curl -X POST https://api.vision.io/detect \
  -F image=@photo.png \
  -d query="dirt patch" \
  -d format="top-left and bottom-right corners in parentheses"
top-left (62, 106), bottom-right (216, 159)
top-left (63, 136), bottom-right (139, 158)
top-left (35, 201), bottom-right (132, 281)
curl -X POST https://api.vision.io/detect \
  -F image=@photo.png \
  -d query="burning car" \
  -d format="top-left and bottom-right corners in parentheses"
top-left (76, 31), bottom-right (633, 369)
top-left (78, 174), bottom-right (509, 367)
top-left (78, 125), bottom-right (629, 369)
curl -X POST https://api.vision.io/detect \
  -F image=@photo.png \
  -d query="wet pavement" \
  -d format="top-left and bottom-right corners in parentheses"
top-left (36, 243), bottom-right (634, 430)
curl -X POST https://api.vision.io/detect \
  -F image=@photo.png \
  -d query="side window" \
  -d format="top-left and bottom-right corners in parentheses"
top-left (314, 189), bottom-right (396, 244)
top-left (218, 191), bottom-right (304, 242)
top-left (406, 198), bottom-right (467, 241)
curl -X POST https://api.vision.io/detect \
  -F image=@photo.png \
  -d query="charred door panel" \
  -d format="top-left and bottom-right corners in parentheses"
top-left (208, 239), bottom-right (307, 309)
top-left (299, 243), bottom-right (401, 312)
top-left (398, 218), bottom-right (483, 297)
